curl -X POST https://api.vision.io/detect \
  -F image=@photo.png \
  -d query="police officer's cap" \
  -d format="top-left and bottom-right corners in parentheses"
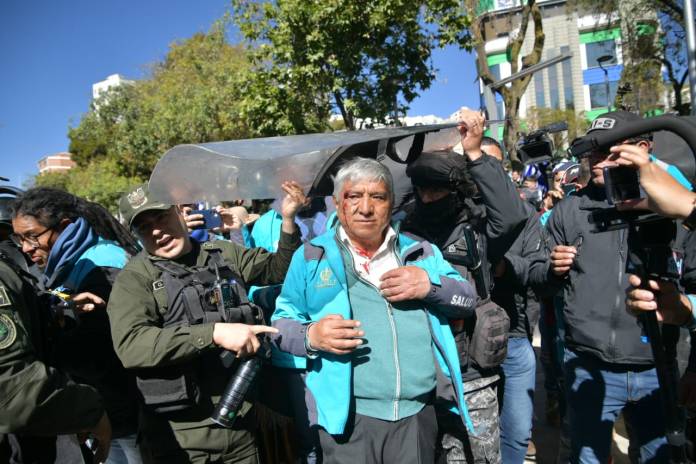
top-left (406, 151), bottom-right (467, 190)
top-left (119, 183), bottom-right (172, 228)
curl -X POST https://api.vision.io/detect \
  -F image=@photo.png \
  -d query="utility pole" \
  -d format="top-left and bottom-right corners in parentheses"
top-left (685, 0), bottom-right (696, 115)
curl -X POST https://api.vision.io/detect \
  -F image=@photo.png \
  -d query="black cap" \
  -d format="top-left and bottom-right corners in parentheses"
top-left (406, 152), bottom-right (467, 189)
top-left (587, 111), bottom-right (651, 141)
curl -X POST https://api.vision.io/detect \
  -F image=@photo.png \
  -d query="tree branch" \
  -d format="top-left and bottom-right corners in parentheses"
top-left (656, 0), bottom-right (684, 21)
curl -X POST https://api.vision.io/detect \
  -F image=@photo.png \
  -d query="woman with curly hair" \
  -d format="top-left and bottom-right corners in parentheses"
top-left (11, 187), bottom-right (142, 464)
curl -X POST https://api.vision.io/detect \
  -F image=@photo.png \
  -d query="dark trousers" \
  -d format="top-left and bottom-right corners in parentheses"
top-left (318, 405), bottom-right (437, 464)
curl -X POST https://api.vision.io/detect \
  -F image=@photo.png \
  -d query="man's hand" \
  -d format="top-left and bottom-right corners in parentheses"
top-left (307, 314), bottom-right (364, 355)
top-left (280, 181), bottom-right (307, 234)
top-left (625, 274), bottom-right (692, 326)
top-left (181, 206), bottom-right (205, 232)
top-left (71, 292), bottom-right (106, 314)
top-left (216, 206), bottom-right (243, 232)
top-left (550, 245), bottom-right (577, 276)
top-left (543, 190), bottom-right (564, 211)
top-left (213, 323), bottom-right (279, 358)
top-left (610, 144), bottom-right (696, 219)
top-left (454, 108), bottom-right (485, 160)
top-left (79, 412), bottom-right (111, 464)
top-left (680, 371), bottom-right (696, 410)
top-left (379, 266), bottom-right (431, 302)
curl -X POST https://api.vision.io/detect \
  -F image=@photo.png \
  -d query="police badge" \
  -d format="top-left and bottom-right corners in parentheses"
top-left (0, 313), bottom-right (17, 350)
top-left (127, 187), bottom-right (148, 209)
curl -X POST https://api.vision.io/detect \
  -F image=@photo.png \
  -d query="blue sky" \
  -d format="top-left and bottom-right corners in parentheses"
top-left (0, 0), bottom-right (479, 187)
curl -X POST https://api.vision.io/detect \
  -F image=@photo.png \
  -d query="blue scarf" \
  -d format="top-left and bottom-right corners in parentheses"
top-left (43, 217), bottom-right (98, 289)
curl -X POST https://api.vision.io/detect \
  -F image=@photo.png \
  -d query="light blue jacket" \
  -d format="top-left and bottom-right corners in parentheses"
top-left (271, 225), bottom-right (477, 435)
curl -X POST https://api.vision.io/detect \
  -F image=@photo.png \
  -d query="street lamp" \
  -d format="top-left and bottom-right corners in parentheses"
top-left (597, 55), bottom-right (614, 113)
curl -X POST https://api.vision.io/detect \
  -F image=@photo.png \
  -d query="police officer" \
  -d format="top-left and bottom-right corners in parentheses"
top-left (0, 239), bottom-right (111, 463)
top-left (107, 182), bottom-right (305, 463)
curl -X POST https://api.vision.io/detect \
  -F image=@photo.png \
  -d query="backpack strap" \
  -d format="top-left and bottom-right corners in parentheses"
top-left (204, 246), bottom-right (250, 304)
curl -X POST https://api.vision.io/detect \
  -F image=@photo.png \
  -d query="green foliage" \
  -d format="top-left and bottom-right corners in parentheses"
top-left (232, 0), bottom-right (473, 130)
top-left (525, 107), bottom-right (590, 156)
top-left (31, 158), bottom-right (142, 213)
top-left (31, 170), bottom-right (71, 191)
top-left (568, 0), bottom-right (687, 114)
top-left (68, 19), bottom-right (255, 184)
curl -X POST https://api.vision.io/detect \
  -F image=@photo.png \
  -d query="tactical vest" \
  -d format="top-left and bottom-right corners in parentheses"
top-left (135, 245), bottom-right (263, 414)
top-left (442, 225), bottom-right (510, 370)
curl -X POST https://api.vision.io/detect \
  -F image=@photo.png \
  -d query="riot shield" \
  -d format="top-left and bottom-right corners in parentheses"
top-left (147, 124), bottom-right (460, 208)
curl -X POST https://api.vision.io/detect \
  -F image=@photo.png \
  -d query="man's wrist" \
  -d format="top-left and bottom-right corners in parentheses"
top-left (281, 217), bottom-right (297, 234)
top-left (681, 196), bottom-right (696, 225)
top-left (305, 322), bottom-right (319, 358)
top-left (465, 148), bottom-right (483, 161)
top-left (684, 295), bottom-right (696, 330)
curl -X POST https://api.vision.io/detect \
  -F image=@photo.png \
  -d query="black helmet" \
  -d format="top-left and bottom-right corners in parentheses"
top-left (0, 185), bottom-right (23, 226)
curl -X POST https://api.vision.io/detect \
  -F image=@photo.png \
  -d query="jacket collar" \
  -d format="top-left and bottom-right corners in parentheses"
top-left (577, 183), bottom-right (612, 211)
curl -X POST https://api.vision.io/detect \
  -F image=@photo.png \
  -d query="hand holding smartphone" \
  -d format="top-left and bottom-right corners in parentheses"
top-left (189, 209), bottom-right (223, 230)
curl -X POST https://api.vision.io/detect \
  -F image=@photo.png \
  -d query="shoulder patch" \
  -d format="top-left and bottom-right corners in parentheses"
top-left (0, 286), bottom-right (10, 307)
top-left (0, 313), bottom-right (17, 349)
top-left (152, 280), bottom-right (165, 291)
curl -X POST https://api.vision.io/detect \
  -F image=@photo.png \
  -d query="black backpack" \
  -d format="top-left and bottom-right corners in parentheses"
top-left (443, 225), bottom-right (510, 369)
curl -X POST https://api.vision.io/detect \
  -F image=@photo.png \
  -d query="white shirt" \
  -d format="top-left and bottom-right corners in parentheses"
top-left (338, 225), bottom-right (400, 288)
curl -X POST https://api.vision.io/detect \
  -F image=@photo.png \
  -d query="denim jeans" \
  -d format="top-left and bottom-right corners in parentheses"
top-left (563, 348), bottom-right (668, 463)
top-left (500, 337), bottom-right (536, 464)
top-left (107, 434), bottom-right (143, 464)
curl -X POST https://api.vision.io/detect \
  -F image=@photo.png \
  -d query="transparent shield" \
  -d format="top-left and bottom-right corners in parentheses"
top-left (148, 124), bottom-right (460, 205)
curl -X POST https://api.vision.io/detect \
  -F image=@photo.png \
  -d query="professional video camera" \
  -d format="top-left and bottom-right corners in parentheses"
top-left (516, 121), bottom-right (568, 164)
top-left (569, 114), bottom-right (696, 463)
top-left (211, 262), bottom-right (271, 428)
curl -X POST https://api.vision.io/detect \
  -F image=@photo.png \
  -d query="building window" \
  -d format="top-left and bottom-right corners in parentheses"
top-left (561, 46), bottom-right (574, 110)
top-left (585, 39), bottom-right (617, 68)
top-left (589, 81), bottom-right (619, 109)
top-left (534, 71), bottom-right (545, 108)
top-left (489, 63), bottom-right (502, 82)
top-left (548, 63), bottom-right (560, 109)
top-left (496, 99), bottom-right (505, 119)
top-left (495, 0), bottom-right (518, 9)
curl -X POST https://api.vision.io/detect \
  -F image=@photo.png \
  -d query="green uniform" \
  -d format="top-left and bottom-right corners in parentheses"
top-left (0, 257), bottom-right (104, 457)
top-left (107, 232), bottom-right (300, 463)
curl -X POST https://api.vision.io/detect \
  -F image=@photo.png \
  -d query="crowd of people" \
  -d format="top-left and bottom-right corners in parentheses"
top-left (0, 107), bottom-right (695, 464)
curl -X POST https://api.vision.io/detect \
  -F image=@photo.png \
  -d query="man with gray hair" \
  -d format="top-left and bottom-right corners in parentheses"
top-left (272, 157), bottom-right (478, 463)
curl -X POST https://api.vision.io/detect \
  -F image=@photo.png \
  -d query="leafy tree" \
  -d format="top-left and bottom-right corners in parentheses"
top-left (68, 19), bottom-right (255, 182)
top-left (232, 0), bottom-right (473, 131)
top-left (568, 0), bottom-right (689, 115)
top-left (31, 170), bottom-right (71, 192)
top-left (68, 84), bottom-right (138, 168)
top-left (31, 158), bottom-right (141, 213)
top-left (524, 107), bottom-right (590, 157)
top-left (466, 0), bottom-right (545, 160)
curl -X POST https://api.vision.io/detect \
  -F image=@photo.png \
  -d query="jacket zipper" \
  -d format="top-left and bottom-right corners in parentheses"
top-left (611, 229), bottom-right (625, 361)
top-left (336, 236), bottom-right (402, 420)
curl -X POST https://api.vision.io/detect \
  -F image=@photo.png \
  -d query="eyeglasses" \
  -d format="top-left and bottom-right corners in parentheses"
top-left (10, 227), bottom-right (53, 248)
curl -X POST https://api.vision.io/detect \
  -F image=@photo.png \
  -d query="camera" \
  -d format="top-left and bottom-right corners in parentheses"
top-left (603, 166), bottom-right (643, 206)
top-left (516, 121), bottom-right (568, 164)
top-left (190, 209), bottom-right (223, 230)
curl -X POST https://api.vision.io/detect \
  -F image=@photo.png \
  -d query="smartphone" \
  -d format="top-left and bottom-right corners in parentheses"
top-left (190, 209), bottom-right (223, 230)
top-left (603, 166), bottom-right (642, 205)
